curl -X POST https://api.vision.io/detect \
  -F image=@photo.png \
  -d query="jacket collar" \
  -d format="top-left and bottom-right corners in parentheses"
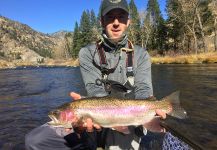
top-left (101, 33), bottom-right (128, 52)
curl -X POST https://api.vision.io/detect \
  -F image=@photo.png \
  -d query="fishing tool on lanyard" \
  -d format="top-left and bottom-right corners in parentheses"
top-left (93, 39), bottom-right (134, 93)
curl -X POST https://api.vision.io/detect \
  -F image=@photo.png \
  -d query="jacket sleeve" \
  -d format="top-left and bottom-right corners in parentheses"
top-left (134, 47), bottom-right (153, 99)
top-left (79, 46), bottom-right (108, 97)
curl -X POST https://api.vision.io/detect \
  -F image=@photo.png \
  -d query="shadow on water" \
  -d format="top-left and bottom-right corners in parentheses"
top-left (0, 64), bottom-right (217, 149)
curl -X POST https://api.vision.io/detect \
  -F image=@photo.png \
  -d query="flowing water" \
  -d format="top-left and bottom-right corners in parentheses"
top-left (0, 64), bottom-right (216, 150)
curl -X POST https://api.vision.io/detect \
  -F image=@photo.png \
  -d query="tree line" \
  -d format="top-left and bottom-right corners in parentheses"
top-left (66, 0), bottom-right (217, 58)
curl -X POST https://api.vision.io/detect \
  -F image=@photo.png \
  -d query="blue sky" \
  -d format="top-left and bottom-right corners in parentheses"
top-left (0, 0), bottom-right (166, 34)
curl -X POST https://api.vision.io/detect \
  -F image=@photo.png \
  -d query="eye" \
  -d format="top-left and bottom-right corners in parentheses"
top-left (53, 110), bottom-right (60, 116)
top-left (106, 15), bottom-right (114, 20)
top-left (118, 15), bottom-right (125, 19)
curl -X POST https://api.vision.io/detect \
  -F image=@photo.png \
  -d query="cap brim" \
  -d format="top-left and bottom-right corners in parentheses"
top-left (102, 6), bottom-right (129, 16)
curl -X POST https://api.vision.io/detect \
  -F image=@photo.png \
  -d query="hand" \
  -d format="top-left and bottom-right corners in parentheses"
top-left (142, 109), bottom-right (167, 133)
top-left (154, 109), bottom-right (166, 132)
top-left (69, 92), bottom-right (102, 132)
top-left (155, 109), bottom-right (166, 119)
top-left (64, 92), bottom-right (82, 133)
top-left (83, 118), bottom-right (101, 132)
top-left (70, 92), bottom-right (82, 100)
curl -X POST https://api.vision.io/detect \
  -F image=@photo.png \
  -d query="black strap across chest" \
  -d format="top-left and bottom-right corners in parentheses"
top-left (95, 40), bottom-right (134, 78)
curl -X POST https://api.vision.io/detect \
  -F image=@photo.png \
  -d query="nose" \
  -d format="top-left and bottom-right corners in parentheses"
top-left (113, 18), bottom-right (120, 26)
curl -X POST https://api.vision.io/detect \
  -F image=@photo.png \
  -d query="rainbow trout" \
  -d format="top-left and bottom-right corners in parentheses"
top-left (48, 91), bottom-right (187, 132)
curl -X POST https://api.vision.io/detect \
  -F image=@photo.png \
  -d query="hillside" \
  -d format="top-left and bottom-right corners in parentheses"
top-left (0, 16), bottom-right (72, 64)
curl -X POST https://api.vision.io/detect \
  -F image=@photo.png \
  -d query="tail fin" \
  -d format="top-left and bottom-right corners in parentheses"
top-left (165, 91), bottom-right (187, 119)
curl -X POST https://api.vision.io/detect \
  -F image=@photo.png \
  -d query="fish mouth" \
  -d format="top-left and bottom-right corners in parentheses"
top-left (48, 115), bottom-right (60, 125)
top-left (48, 114), bottom-right (72, 128)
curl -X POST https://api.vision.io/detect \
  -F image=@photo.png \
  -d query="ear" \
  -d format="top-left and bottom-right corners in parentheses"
top-left (126, 18), bottom-right (130, 27)
top-left (100, 17), bottom-right (105, 28)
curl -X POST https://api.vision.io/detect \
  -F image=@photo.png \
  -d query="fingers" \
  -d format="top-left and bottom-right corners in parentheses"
top-left (65, 128), bottom-right (71, 132)
top-left (71, 116), bottom-right (79, 125)
top-left (143, 116), bottom-right (166, 133)
top-left (85, 118), bottom-right (94, 132)
top-left (65, 128), bottom-right (73, 134)
top-left (83, 118), bottom-right (101, 132)
top-left (93, 123), bottom-right (101, 131)
top-left (155, 109), bottom-right (166, 119)
top-left (154, 110), bottom-right (166, 132)
top-left (161, 128), bottom-right (166, 133)
top-left (70, 92), bottom-right (81, 100)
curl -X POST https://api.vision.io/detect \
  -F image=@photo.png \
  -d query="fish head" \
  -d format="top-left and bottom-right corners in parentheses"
top-left (48, 108), bottom-right (77, 128)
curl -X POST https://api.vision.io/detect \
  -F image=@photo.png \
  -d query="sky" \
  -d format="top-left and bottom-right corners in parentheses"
top-left (0, 0), bottom-right (167, 34)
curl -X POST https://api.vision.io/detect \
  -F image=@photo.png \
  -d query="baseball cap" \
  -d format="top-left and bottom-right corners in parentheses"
top-left (100, 0), bottom-right (129, 16)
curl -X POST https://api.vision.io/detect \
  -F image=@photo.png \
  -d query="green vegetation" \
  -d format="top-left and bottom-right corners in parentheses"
top-left (66, 0), bottom-right (217, 59)
top-left (129, 0), bottom-right (141, 45)
top-left (1, 1), bottom-right (217, 69)
top-left (145, 0), bottom-right (167, 51)
top-left (72, 22), bottom-right (81, 58)
top-left (31, 47), bottom-right (52, 58)
top-left (68, 10), bottom-right (100, 58)
top-left (37, 58), bottom-right (44, 64)
top-left (9, 51), bottom-right (21, 60)
top-left (69, 10), bottom-right (100, 58)
top-left (0, 51), bottom-right (4, 57)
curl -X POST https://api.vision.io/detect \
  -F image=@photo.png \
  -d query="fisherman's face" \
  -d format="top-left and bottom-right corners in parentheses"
top-left (101, 8), bottom-right (130, 43)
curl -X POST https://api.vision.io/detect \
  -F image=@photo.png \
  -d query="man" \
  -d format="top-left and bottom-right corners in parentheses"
top-left (76, 0), bottom-right (166, 149)
top-left (73, 0), bottom-right (190, 149)
top-left (79, 0), bottom-right (153, 99)
top-left (25, 0), bottom-right (166, 150)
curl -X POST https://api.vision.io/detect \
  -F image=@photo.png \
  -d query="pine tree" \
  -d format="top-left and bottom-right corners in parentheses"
top-left (90, 9), bottom-right (97, 27)
top-left (90, 9), bottom-right (101, 41)
top-left (72, 22), bottom-right (81, 58)
top-left (145, 0), bottom-right (166, 51)
top-left (96, 9), bottom-right (101, 30)
top-left (79, 10), bottom-right (92, 48)
top-left (147, 0), bottom-right (162, 25)
top-left (129, 0), bottom-right (141, 45)
top-left (166, 0), bottom-right (185, 52)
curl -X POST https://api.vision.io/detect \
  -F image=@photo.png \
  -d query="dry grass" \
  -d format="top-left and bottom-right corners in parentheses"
top-left (44, 58), bottom-right (79, 67)
top-left (0, 58), bottom-right (80, 69)
top-left (0, 60), bottom-right (15, 69)
top-left (151, 52), bottom-right (217, 64)
top-left (1, 52), bottom-right (217, 69)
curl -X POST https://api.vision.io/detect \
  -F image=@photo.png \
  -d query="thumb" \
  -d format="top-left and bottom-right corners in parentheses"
top-left (70, 92), bottom-right (81, 100)
top-left (155, 109), bottom-right (166, 119)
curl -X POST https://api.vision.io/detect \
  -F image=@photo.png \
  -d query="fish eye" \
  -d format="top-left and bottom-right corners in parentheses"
top-left (51, 110), bottom-right (60, 116)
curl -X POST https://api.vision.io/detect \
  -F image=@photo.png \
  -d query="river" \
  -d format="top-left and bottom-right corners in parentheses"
top-left (0, 64), bottom-right (217, 150)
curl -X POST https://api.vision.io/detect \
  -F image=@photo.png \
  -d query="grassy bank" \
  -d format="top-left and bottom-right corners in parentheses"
top-left (0, 58), bottom-right (79, 69)
top-left (0, 52), bottom-right (217, 69)
top-left (151, 52), bottom-right (217, 64)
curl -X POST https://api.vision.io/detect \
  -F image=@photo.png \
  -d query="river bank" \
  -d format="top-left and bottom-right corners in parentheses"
top-left (0, 58), bottom-right (80, 69)
top-left (151, 52), bottom-right (217, 64)
top-left (0, 52), bottom-right (217, 69)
